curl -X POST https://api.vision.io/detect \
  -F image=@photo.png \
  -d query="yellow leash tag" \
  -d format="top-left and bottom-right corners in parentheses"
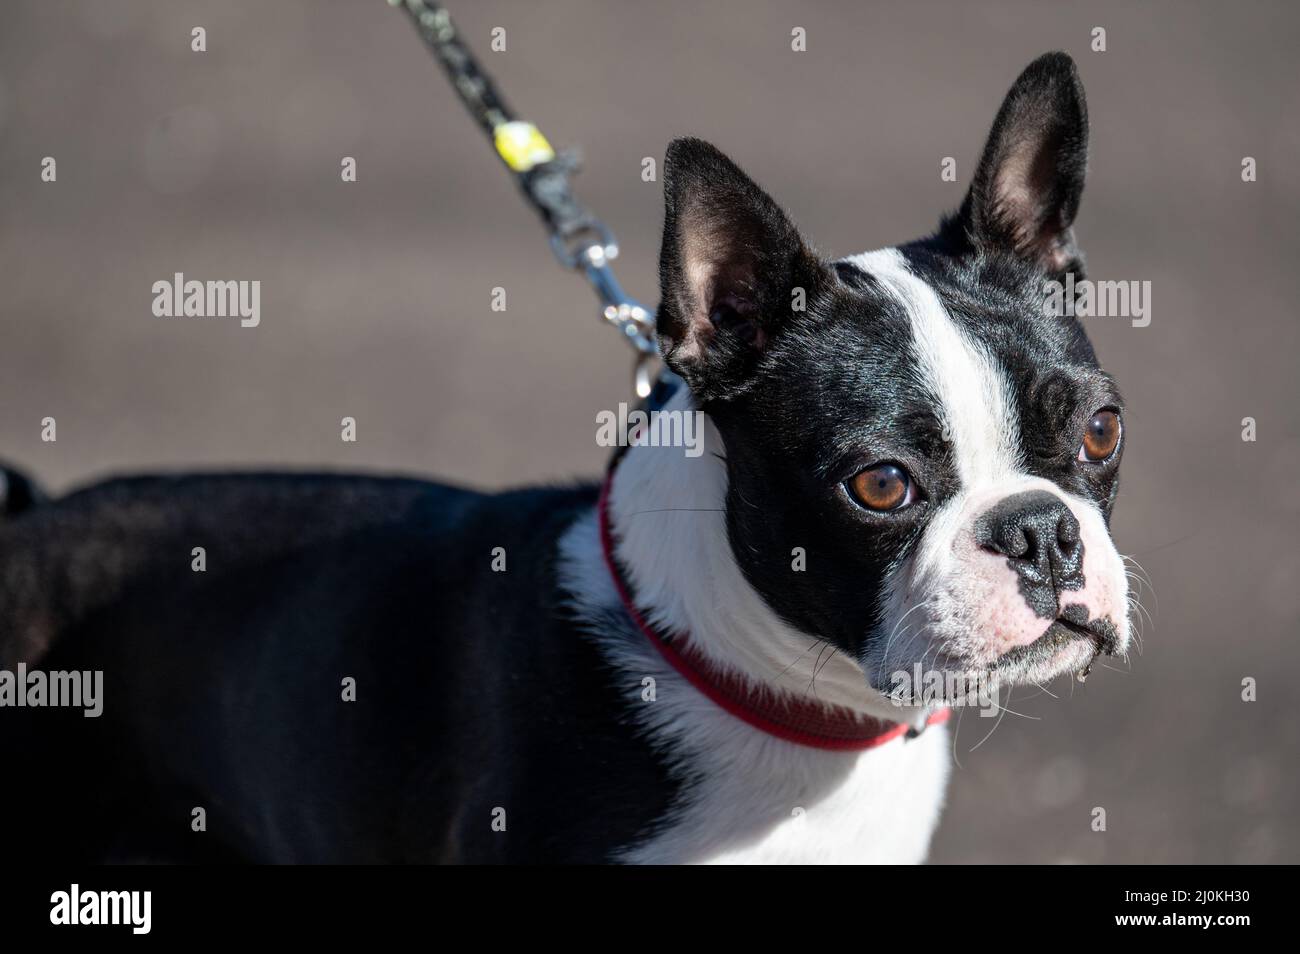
top-left (494, 121), bottom-right (556, 172)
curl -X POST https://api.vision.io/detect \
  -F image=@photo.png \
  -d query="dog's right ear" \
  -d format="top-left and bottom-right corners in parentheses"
top-left (656, 138), bottom-right (822, 402)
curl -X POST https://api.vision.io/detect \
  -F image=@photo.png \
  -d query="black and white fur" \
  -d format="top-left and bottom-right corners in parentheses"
top-left (0, 52), bottom-right (1127, 863)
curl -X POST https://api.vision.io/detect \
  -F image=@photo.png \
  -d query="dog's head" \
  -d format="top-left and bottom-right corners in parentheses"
top-left (654, 52), bottom-right (1128, 701)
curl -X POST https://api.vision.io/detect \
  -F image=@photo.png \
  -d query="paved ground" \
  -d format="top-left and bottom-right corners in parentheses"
top-left (2, 1), bottom-right (1296, 862)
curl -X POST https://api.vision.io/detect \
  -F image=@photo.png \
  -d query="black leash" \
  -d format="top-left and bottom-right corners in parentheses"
top-left (393, 0), bottom-right (665, 398)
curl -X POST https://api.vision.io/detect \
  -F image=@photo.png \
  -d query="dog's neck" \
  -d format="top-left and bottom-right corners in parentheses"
top-left (606, 387), bottom-right (906, 723)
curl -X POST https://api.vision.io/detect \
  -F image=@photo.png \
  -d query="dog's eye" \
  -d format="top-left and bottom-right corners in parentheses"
top-left (1078, 410), bottom-right (1121, 462)
top-left (847, 464), bottom-right (915, 512)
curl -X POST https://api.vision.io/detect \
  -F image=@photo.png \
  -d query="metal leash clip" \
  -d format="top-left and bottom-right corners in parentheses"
top-left (550, 222), bottom-right (661, 398)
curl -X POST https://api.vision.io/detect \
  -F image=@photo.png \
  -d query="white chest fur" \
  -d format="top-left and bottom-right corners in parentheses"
top-left (557, 507), bottom-right (951, 865)
top-left (633, 709), bottom-right (951, 865)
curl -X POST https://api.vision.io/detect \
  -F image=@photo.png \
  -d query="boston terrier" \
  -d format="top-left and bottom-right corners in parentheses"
top-left (0, 51), bottom-right (1127, 864)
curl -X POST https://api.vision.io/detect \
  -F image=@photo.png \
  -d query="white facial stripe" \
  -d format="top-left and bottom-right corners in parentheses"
top-left (849, 249), bottom-right (1129, 691)
top-left (845, 249), bottom-right (1023, 486)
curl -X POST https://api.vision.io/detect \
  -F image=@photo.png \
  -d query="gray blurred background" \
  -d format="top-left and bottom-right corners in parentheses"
top-left (2, 1), bottom-right (1296, 863)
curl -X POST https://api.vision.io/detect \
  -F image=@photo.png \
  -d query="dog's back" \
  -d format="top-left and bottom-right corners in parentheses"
top-left (0, 472), bottom-right (675, 862)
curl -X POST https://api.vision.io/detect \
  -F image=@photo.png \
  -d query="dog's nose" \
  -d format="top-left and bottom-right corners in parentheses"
top-left (975, 490), bottom-right (1084, 603)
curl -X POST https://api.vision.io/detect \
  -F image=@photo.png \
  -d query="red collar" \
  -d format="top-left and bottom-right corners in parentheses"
top-left (597, 473), bottom-right (949, 751)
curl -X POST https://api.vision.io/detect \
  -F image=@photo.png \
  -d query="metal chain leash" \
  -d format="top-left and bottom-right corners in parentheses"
top-left (391, 0), bottom-right (662, 397)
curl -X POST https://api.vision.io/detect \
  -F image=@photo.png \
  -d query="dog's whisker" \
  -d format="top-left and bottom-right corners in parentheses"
top-left (968, 692), bottom-right (1012, 752)
top-left (807, 644), bottom-right (839, 697)
top-left (890, 621), bottom-right (936, 701)
top-left (976, 693), bottom-right (1039, 723)
top-left (1125, 594), bottom-right (1151, 655)
top-left (1029, 680), bottom-right (1059, 700)
top-left (805, 642), bottom-right (837, 697)
top-left (1125, 531), bottom-right (1200, 561)
top-left (880, 598), bottom-right (935, 672)
top-left (950, 705), bottom-right (967, 772)
top-left (1125, 591), bottom-right (1153, 631)
top-left (776, 639), bottom-right (828, 682)
top-left (1122, 554), bottom-right (1160, 615)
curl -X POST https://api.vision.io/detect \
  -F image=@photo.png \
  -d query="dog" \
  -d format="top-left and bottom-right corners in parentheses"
top-left (0, 51), bottom-right (1127, 864)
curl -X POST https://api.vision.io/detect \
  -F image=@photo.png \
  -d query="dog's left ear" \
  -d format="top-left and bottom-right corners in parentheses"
top-left (656, 137), bottom-right (823, 402)
top-left (956, 51), bottom-right (1089, 276)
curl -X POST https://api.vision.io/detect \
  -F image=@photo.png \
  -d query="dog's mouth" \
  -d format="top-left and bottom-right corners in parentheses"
top-left (993, 613), bottom-right (1120, 678)
top-left (876, 612), bottom-right (1124, 702)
